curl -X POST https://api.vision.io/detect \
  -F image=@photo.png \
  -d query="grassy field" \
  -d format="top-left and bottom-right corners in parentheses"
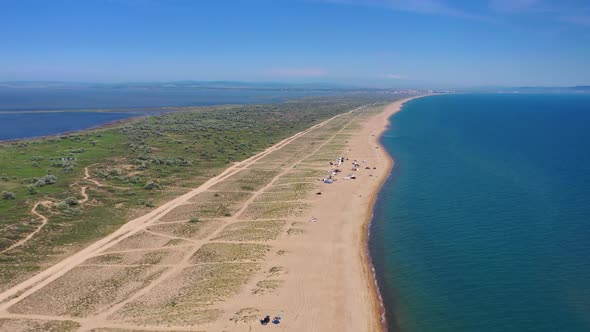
top-left (0, 95), bottom-right (392, 291)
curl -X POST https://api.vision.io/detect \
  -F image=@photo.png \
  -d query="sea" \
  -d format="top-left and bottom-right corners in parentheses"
top-left (369, 93), bottom-right (590, 332)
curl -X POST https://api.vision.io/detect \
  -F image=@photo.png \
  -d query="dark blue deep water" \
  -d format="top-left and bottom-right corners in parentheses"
top-left (370, 94), bottom-right (590, 332)
top-left (0, 112), bottom-right (146, 140)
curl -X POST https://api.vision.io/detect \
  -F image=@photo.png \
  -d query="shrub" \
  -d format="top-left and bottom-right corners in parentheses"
top-left (34, 175), bottom-right (58, 187)
top-left (137, 199), bottom-right (154, 207)
top-left (42, 175), bottom-right (57, 184)
top-left (1, 191), bottom-right (16, 200)
top-left (0, 174), bottom-right (8, 182)
top-left (56, 201), bottom-right (68, 210)
top-left (27, 185), bottom-right (37, 195)
top-left (144, 180), bottom-right (161, 190)
top-left (189, 217), bottom-right (200, 223)
top-left (21, 178), bottom-right (38, 185)
top-left (64, 197), bottom-right (79, 206)
top-left (62, 207), bottom-right (83, 216)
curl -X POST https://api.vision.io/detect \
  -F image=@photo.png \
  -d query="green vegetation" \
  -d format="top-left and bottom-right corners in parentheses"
top-left (0, 96), bottom-right (393, 291)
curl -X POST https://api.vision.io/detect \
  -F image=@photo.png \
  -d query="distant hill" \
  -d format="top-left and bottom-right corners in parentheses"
top-left (0, 81), bottom-right (364, 92)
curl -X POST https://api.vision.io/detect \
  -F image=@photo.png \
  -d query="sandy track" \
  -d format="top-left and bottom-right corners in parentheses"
top-left (0, 201), bottom-right (51, 254)
top-left (0, 106), bottom-right (361, 312)
top-left (2, 165), bottom-right (95, 255)
top-left (84, 166), bottom-right (103, 187)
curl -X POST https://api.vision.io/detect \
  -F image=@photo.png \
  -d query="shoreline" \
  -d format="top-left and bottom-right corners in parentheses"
top-left (362, 96), bottom-right (426, 331)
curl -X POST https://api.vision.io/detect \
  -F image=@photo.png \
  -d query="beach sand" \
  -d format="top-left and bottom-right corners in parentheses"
top-left (0, 97), bottom-right (417, 332)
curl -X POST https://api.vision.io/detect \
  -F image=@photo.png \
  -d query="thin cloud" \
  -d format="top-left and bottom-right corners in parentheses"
top-left (269, 67), bottom-right (328, 77)
top-left (384, 73), bottom-right (407, 79)
top-left (560, 15), bottom-right (590, 27)
top-left (488, 0), bottom-right (590, 27)
top-left (318, 0), bottom-right (493, 22)
top-left (489, 0), bottom-right (538, 12)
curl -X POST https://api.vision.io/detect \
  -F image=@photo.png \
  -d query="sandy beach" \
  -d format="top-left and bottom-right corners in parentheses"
top-left (0, 97), bottom-right (418, 332)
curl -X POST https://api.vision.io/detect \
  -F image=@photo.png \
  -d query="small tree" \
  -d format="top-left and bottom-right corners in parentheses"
top-left (1, 191), bottom-right (16, 200)
top-left (144, 180), bottom-right (161, 190)
top-left (64, 197), bottom-right (79, 206)
top-left (27, 185), bottom-right (37, 195)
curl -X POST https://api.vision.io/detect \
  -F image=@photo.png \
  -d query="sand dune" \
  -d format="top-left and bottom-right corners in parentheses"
top-left (0, 98), bottom-right (417, 332)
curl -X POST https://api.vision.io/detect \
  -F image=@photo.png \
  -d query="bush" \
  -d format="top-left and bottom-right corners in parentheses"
top-left (27, 185), bottom-right (37, 195)
top-left (34, 175), bottom-right (58, 187)
top-left (56, 201), bottom-right (68, 210)
top-left (62, 207), bottom-right (83, 216)
top-left (0, 174), bottom-right (9, 182)
top-left (1, 191), bottom-right (16, 200)
top-left (40, 175), bottom-right (57, 184)
top-left (137, 199), bottom-right (154, 207)
top-left (189, 217), bottom-right (200, 223)
top-left (64, 197), bottom-right (79, 206)
top-left (144, 180), bottom-right (161, 190)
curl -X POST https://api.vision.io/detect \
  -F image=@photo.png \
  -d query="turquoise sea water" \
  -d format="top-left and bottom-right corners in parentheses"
top-left (370, 94), bottom-right (590, 332)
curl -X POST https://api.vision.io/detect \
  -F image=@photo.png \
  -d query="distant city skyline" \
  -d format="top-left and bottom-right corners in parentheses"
top-left (1, 0), bottom-right (589, 87)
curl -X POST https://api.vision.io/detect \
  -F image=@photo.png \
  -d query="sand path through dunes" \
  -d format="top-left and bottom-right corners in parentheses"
top-left (0, 106), bottom-right (362, 312)
top-left (83, 165), bottom-right (103, 187)
top-left (2, 165), bottom-right (98, 255)
top-left (0, 201), bottom-right (52, 254)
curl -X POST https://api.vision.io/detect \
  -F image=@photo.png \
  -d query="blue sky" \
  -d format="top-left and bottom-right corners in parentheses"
top-left (1, 0), bottom-right (589, 87)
